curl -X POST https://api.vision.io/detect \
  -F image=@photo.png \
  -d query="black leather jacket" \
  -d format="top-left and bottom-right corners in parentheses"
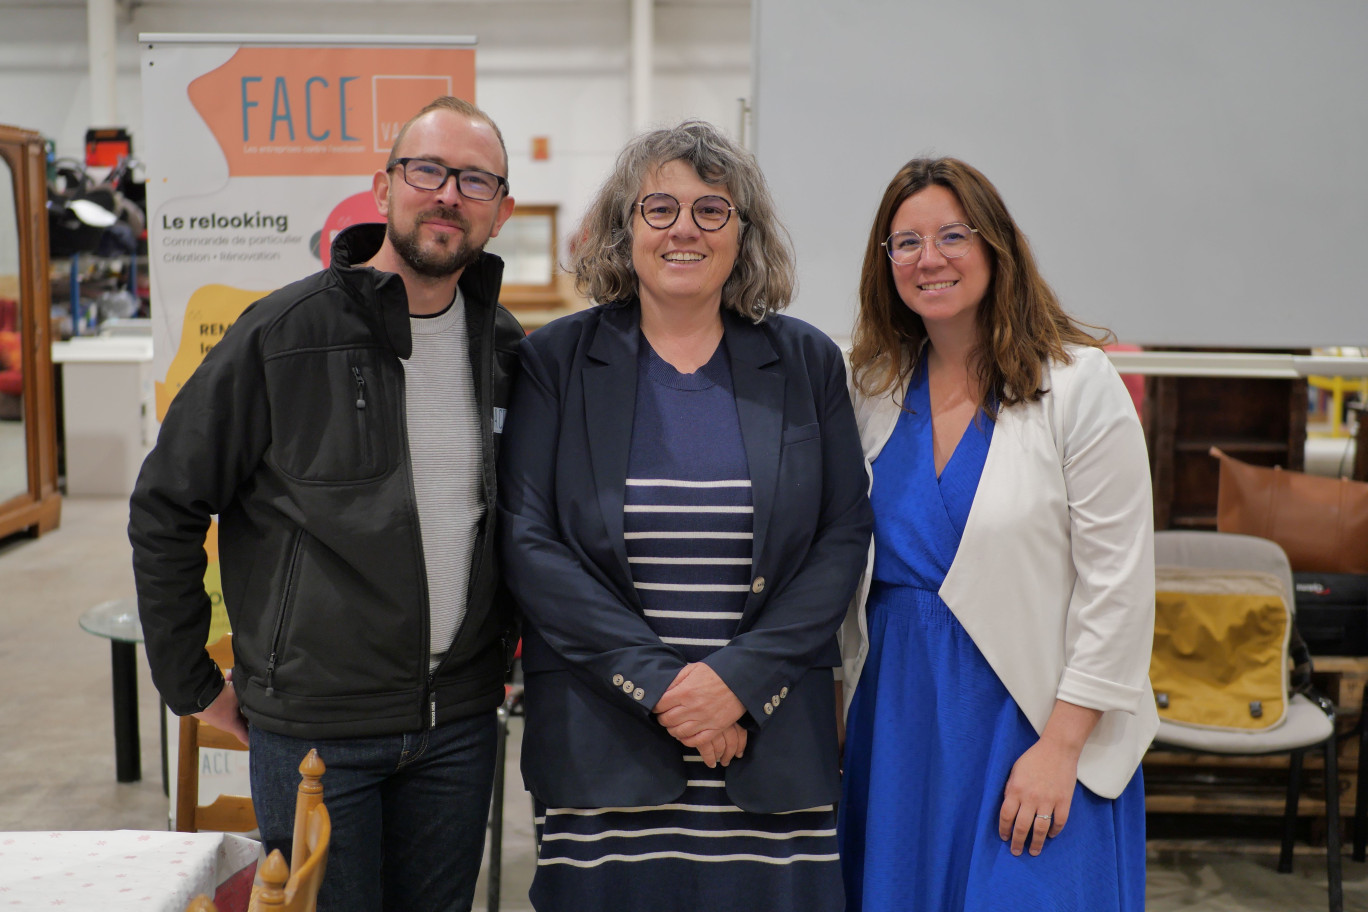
top-left (130, 224), bottom-right (523, 738)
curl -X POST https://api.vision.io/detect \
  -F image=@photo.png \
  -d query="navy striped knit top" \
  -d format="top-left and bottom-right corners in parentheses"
top-left (624, 336), bottom-right (753, 659)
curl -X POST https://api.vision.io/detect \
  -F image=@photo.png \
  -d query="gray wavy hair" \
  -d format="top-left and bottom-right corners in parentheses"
top-left (570, 120), bottom-right (795, 321)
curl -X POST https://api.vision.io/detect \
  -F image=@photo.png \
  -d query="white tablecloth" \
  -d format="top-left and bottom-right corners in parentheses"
top-left (0, 830), bottom-right (259, 911)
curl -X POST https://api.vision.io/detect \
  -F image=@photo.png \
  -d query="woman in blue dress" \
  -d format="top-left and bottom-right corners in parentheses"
top-left (838, 158), bottom-right (1158, 912)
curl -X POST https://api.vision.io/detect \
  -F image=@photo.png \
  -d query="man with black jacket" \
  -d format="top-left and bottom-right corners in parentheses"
top-left (129, 97), bottom-right (523, 912)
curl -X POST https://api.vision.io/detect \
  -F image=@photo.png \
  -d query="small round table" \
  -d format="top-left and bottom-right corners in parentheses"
top-left (78, 598), bottom-right (144, 783)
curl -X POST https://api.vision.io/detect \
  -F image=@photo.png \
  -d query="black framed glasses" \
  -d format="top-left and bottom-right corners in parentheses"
top-left (882, 222), bottom-right (979, 265)
top-left (388, 158), bottom-right (508, 201)
top-left (637, 193), bottom-right (738, 232)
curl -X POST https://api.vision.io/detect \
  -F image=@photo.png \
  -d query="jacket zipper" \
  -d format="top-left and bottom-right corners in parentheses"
top-left (428, 671), bottom-right (438, 728)
top-left (264, 529), bottom-right (305, 697)
top-left (351, 365), bottom-right (372, 469)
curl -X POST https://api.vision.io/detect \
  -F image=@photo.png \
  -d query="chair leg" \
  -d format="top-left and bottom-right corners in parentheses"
top-left (1356, 694), bottom-right (1368, 862)
top-left (487, 702), bottom-right (509, 912)
top-left (1324, 737), bottom-right (1344, 912)
top-left (1281, 749), bottom-right (1304, 874)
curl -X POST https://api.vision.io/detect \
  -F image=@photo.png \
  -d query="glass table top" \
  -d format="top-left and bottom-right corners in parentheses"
top-left (78, 598), bottom-right (143, 642)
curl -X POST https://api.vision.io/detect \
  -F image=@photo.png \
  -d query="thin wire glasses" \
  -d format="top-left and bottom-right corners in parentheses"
top-left (637, 193), bottom-right (738, 232)
top-left (882, 222), bottom-right (979, 264)
top-left (389, 158), bottom-right (508, 201)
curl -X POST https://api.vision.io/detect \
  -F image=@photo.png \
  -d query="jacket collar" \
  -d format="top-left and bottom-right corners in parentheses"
top-left (329, 222), bottom-right (506, 360)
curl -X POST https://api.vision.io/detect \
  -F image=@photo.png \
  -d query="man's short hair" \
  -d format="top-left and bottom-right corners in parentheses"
top-left (387, 96), bottom-right (509, 176)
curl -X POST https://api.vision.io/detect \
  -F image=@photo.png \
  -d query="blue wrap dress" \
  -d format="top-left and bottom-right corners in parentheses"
top-left (838, 360), bottom-right (1147, 912)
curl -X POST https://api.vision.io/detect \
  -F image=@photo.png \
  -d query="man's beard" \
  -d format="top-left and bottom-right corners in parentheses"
top-left (387, 209), bottom-right (483, 278)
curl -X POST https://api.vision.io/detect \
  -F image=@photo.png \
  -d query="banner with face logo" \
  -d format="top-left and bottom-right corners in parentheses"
top-left (139, 33), bottom-right (475, 821)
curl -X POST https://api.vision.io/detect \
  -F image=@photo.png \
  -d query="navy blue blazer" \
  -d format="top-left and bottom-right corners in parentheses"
top-left (497, 303), bottom-right (872, 814)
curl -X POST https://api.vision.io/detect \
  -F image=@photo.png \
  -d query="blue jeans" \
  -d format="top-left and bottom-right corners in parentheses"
top-left (249, 712), bottom-right (498, 912)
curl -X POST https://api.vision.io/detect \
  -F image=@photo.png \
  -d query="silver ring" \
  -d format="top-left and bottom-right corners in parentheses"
top-left (1035, 813), bottom-right (1052, 820)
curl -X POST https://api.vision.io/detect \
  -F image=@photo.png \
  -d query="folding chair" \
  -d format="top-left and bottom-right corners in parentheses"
top-left (1151, 530), bottom-right (1342, 912)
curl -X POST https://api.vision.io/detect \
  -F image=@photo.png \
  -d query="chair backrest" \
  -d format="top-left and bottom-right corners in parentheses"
top-left (1154, 530), bottom-right (1296, 613)
top-left (1152, 530), bottom-right (1301, 731)
top-left (175, 633), bottom-right (256, 833)
top-left (257, 789), bottom-right (330, 911)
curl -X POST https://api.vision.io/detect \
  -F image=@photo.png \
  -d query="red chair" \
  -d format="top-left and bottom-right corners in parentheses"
top-left (0, 298), bottom-right (22, 401)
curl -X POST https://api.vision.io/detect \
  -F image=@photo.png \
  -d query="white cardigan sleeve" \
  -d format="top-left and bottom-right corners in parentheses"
top-left (1051, 347), bottom-right (1156, 715)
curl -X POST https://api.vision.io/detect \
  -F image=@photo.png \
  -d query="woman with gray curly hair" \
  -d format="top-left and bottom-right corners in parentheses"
top-left (498, 120), bottom-right (871, 911)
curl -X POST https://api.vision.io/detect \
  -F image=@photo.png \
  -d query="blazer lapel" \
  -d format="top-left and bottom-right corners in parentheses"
top-left (583, 306), bottom-right (642, 601)
top-left (726, 313), bottom-right (783, 606)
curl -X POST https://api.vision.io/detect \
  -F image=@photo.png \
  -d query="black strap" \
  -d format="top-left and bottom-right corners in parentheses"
top-left (1288, 618), bottom-right (1315, 697)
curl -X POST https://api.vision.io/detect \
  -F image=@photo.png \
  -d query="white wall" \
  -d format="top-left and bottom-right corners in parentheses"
top-left (0, 0), bottom-right (751, 263)
top-left (754, 0), bottom-right (1368, 348)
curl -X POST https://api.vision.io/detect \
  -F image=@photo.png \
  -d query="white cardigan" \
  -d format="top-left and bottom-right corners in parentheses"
top-left (840, 345), bottom-right (1159, 799)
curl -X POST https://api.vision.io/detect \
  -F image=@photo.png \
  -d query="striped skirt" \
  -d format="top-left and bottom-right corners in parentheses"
top-left (530, 754), bottom-right (844, 911)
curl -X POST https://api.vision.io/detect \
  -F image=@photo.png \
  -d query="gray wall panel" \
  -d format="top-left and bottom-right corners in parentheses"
top-left (753, 0), bottom-right (1368, 347)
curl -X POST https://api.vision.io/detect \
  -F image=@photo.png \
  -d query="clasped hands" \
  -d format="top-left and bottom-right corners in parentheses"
top-left (653, 662), bottom-right (747, 769)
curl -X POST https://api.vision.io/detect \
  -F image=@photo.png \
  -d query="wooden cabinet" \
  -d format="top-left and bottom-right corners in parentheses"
top-left (0, 124), bottom-right (61, 539)
top-left (1356, 414), bottom-right (1368, 482)
top-left (1147, 368), bottom-right (1307, 530)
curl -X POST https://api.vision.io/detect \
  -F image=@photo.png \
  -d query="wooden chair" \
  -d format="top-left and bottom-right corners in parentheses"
top-left (176, 633), bottom-right (256, 833)
top-left (186, 749), bottom-right (329, 912)
top-left (256, 805), bottom-right (330, 911)
top-left (256, 749), bottom-right (330, 912)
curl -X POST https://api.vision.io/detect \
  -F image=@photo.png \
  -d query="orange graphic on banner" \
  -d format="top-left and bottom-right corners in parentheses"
top-left (187, 47), bottom-right (475, 176)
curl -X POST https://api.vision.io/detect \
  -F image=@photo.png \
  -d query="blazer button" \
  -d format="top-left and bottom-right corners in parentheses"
top-left (780, 686), bottom-right (789, 699)
top-left (613, 674), bottom-right (624, 687)
top-left (622, 680), bottom-right (635, 693)
top-left (771, 696), bottom-right (781, 709)
top-left (633, 687), bottom-right (645, 701)
top-left (751, 576), bottom-right (765, 594)
top-left (763, 702), bottom-right (774, 715)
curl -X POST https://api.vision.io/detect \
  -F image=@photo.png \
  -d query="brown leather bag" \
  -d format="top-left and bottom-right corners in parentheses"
top-left (1211, 446), bottom-right (1368, 574)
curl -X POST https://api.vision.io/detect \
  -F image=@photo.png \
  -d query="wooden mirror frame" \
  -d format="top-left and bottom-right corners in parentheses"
top-left (487, 203), bottom-right (585, 331)
top-left (492, 203), bottom-right (559, 305)
top-left (0, 124), bottom-right (61, 540)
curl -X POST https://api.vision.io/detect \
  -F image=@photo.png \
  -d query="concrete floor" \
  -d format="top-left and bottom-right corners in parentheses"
top-left (1, 496), bottom-right (1365, 910)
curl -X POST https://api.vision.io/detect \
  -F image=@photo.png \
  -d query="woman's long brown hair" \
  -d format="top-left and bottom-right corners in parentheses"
top-left (849, 158), bottom-right (1112, 416)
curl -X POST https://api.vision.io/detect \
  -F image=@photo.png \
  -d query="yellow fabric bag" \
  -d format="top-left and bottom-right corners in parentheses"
top-left (1151, 567), bottom-right (1290, 731)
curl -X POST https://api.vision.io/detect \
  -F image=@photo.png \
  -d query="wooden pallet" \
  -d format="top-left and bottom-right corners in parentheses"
top-left (1143, 656), bottom-right (1368, 818)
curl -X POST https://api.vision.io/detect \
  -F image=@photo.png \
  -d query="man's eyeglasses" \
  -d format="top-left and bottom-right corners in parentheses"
top-left (388, 158), bottom-right (508, 202)
top-left (882, 223), bottom-right (979, 265)
top-left (637, 193), bottom-right (738, 232)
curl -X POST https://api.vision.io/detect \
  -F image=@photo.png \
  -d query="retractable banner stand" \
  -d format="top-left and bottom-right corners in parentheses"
top-left (139, 33), bottom-right (475, 824)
